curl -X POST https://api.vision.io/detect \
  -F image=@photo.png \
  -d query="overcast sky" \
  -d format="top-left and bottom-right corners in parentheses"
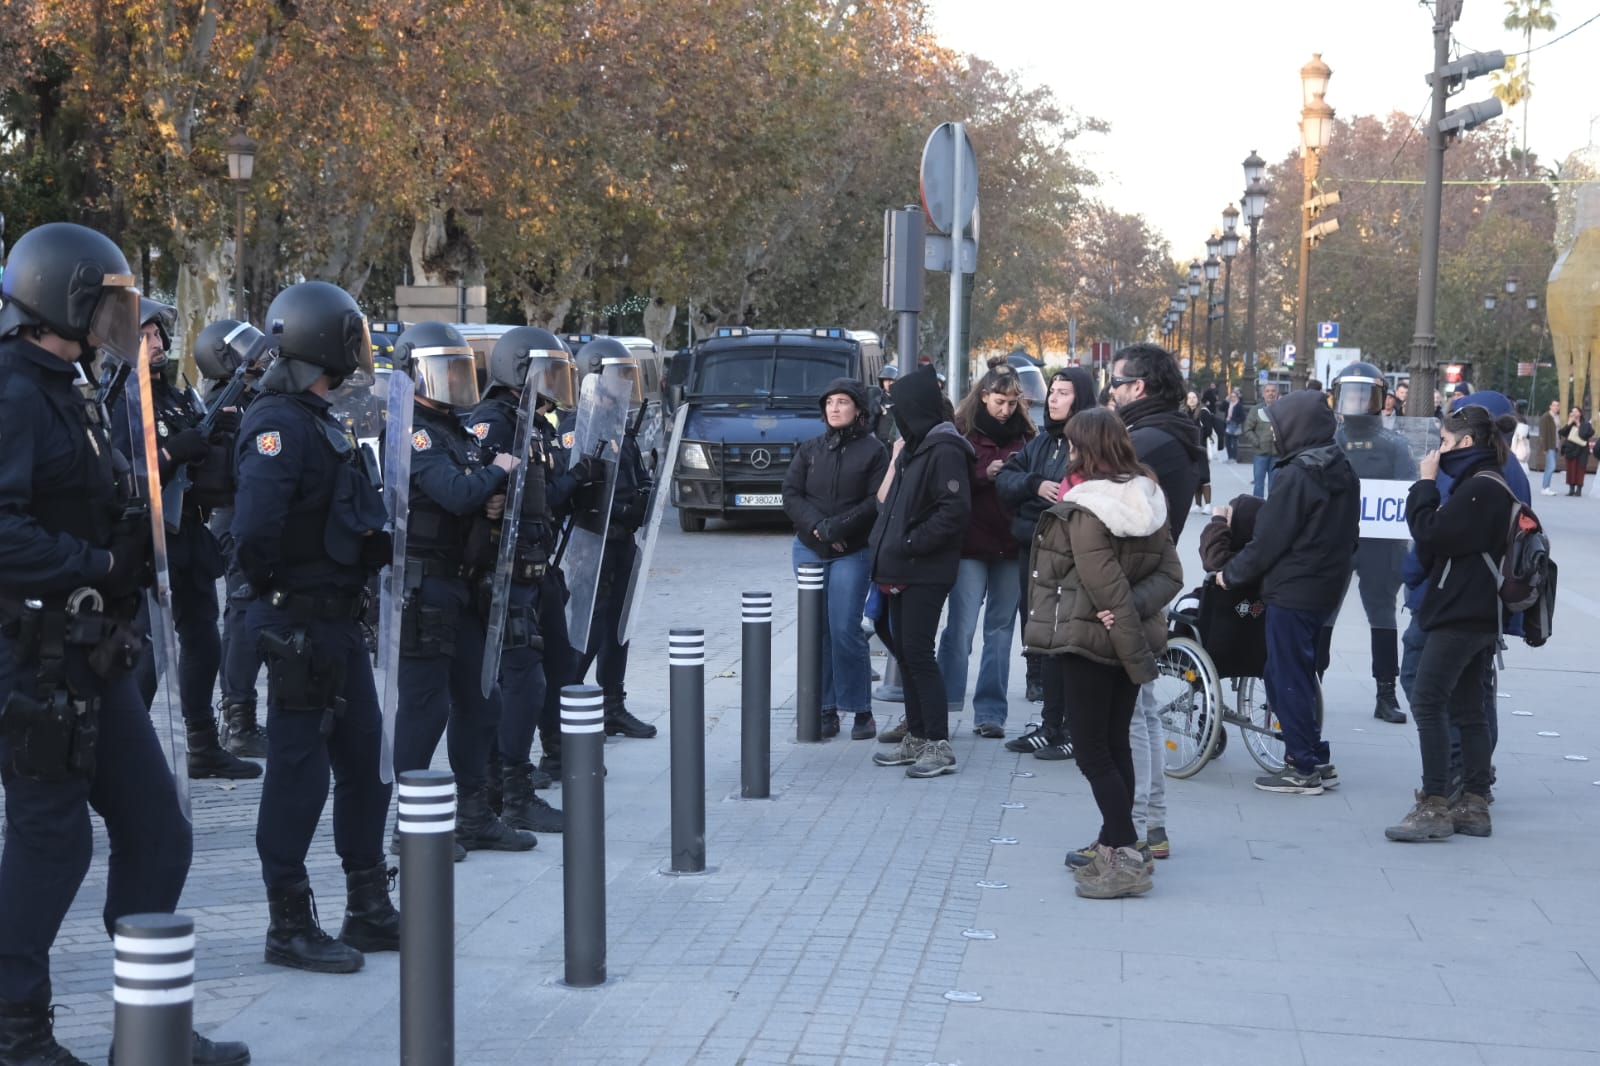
top-left (925, 0), bottom-right (1599, 258)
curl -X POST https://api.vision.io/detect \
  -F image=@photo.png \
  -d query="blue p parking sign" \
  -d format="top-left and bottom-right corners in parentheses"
top-left (1317, 321), bottom-right (1340, 346)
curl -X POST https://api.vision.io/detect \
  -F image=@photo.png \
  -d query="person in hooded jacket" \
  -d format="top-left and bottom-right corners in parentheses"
top-left (1024, 408), bottom-right (1182, 900)
top-left (1220, 390), bottom-right (1360, 795)
top-left (782, 378), bottom-right (889, 740)
top-left (936, 358), bottom-right (1037, 738)
top-left (868, 366), bottom-right (972, 779)
top-left (997, 367), bottom-right (1095, 757)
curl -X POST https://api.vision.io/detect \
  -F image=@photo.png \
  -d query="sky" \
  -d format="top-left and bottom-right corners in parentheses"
top-left (924, 0), bottom-right (1599, 259)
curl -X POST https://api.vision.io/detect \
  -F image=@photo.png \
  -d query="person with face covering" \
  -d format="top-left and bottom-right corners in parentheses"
top-left (868, 366), bottom-right (973, 779)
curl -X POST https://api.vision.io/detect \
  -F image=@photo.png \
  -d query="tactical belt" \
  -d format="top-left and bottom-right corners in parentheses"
top-left (265, 587), bottom-right (369, 622)
top-left (405, 558), bottom-right (471, 583)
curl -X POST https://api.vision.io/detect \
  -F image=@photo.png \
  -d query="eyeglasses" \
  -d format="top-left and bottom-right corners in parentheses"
top-left (1109, 374), bottom-right (1143, 388)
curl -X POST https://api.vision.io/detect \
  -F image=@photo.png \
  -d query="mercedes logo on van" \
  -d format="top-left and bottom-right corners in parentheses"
top-left (749, 448), bottom-right (772, 470)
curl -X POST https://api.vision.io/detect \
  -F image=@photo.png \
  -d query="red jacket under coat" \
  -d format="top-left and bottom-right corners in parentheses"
top-left (962, 427), bottom-right (1028, 561)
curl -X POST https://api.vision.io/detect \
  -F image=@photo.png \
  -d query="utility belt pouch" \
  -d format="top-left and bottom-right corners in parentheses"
top-left (503, 604), bottom-right (545, 652)
top-left (259, 626), bottom-right (348, 717)
top-left (0, 688), bottom-right (98, 782)
top-left (399, 596), bottom-right (459, 658)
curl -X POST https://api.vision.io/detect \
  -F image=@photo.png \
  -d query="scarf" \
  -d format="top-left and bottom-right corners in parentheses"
top-left (1438, 445), bottom-right (1496, 479)
top-left (973, 406), bottom-right (1023, 445)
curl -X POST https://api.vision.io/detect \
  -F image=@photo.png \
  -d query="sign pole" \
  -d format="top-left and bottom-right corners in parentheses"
top-left (947, 122), bottom-right (966, 406)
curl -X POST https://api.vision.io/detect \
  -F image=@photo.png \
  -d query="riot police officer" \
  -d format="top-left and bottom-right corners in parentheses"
top-left (232, 281), bottom-right (398, 975)
top-left (192, 318), bottom-right (274, 759)
top-left (389, 322), bottom-right (536, 852)
top-left (463, 327), bottom-right (591, 830)
top-left (1332, 362), bottom-right (1416, 725)
top-left (107, 302), bottom-right (261, 780)
top-left (570, 338), bottom-right (656, 739)
top-left (0, 223), bottom-right (248, 1066)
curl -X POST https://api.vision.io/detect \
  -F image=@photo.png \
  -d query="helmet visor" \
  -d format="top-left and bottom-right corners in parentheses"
top-left (413, 347), bottom-right (481, 408)
top-left (88, 279), bottom-right (142, 365)
top-left (1333, 376), bottom-right (1383, 417)
top-left (601, 357), bottom-right (644, 405)
top-left (344, 311), bottom-right (374, 380)
top-left (526, 352), bottom-right (575, 410)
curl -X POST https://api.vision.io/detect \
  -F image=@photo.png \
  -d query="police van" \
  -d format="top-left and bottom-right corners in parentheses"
top-left (671, 326), bottom-right (884, 532)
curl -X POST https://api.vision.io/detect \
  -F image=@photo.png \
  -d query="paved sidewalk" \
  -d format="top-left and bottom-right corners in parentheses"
top-left (11, 455), bottom-right (1600, 1065)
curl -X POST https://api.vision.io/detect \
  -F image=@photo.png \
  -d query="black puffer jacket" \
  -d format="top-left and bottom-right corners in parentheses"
top-left (783, 378), bottom-right (889, 557)
top-left (996, 367), bottom-right (1093, 544)
top-left (869, 367), bottom-right (973, 586)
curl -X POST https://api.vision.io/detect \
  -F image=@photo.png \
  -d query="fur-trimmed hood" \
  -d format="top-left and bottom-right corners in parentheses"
top-left (1056, 475), bottom-right (1168, 538)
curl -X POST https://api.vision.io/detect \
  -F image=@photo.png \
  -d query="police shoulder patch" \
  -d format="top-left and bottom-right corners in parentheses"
top-left (561, 431), bottom-right (575, 449)
top-left (469, 422), bottom-right (490, 442)
top-left (255, 432), bottom-right (282, 457)
top-left (412, 429), bottom-right (433, 452)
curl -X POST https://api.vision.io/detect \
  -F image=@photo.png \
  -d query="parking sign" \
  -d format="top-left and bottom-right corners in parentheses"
top-left (1317, 321), bottom-right (1339, 346)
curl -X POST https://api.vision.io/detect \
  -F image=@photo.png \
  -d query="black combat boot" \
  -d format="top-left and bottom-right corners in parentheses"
top-left (1374, 679), bottom-right (1407, 724)
top-left (501, 761), bottom-right (565, 833)
top-left (337, 865), bottom-right (400, 953)
top-left (264, 880), bottom-right (364, 974)
top-left (186, 718), bottom-right (263, 780)
top-left (603, 688), bottom-right (657, 739)
top-left (0, 1001), bottom-right (88, 1066)
top-left (536, 732), bottom-right (562, 782)
top-left (456, 787), bottom-right (538, 852)
top-left (219, 699), bottom-right (267, 759)
top-left (107, 1030), bottom-right (250, 1066)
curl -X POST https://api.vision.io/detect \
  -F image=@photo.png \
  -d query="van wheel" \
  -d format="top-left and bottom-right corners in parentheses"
top-left (678, 509), bottom-right (706, 533)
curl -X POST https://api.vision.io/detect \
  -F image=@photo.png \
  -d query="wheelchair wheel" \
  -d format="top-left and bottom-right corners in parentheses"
top-left (1155, 636), bottom-right (1222, 779)
top-left (1235, 677), bottom-right (1325, 774)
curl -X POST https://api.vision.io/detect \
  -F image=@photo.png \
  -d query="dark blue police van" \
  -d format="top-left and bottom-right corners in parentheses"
top-left (671, 326), bottom-right (883, 531)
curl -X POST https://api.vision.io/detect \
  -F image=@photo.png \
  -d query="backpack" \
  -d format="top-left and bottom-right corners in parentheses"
top-left (1473, 471), bottom-right (1555, 647)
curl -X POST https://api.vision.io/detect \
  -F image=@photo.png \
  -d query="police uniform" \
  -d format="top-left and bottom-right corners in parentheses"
top-left (536, 411), bottom-right (584, 775)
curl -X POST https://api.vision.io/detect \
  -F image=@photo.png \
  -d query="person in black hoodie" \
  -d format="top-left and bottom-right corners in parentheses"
top-left (997, 367), bottom-right (1094, 757)
top-left (1385, 403), bottom-right (1517, 843)
top-left (868, 366), bottom-right (973, 779)
top-left (1220, 389), bottom-right (1360, 795)
top-left (782, 378), bottom-right (889, 740)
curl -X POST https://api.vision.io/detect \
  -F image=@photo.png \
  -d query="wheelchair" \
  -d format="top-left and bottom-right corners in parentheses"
top-left (1153, 579), bottom-right (1323, 779)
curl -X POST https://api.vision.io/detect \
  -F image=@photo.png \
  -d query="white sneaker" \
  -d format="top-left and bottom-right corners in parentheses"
top-left (1541, 488), bottom-right (1557, 496)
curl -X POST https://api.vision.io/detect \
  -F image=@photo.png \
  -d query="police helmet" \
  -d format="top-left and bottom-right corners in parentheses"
top-left (393, 321), bottom-right (481, 409)
top-left (264, 281), bottom-right (372, 378)
top-left (1331, 361), bottom-right (1387, 417)
top-left (488, 326), bottom-right (574, 409)
top-left (879, 363), bottom-right (899, 383)
top-left (192, 318), bottom-right (267, 381)
top-left (139, 298), bottom-right (176, 368)
top-left (0, 222), bottom-right (141, 363)
top-left (573, 335), bottom-right (644, 405)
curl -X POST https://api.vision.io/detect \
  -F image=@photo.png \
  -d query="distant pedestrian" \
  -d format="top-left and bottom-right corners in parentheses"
top-left (1538, 398), bottom-right (1562, 495)
top-left (1224, 389), bottom-right (1244, 461)
top-left (1183, 390), bottom-right (1215, 514)
top-left (1511, 399), bottom-right (1531, 465)
top-left (1024, 408), bottom-right (1182, 900)
top-left (1241, 383), bottom-right (1280, 496)
top-left (1560, 406), bottom-right (1593, 496)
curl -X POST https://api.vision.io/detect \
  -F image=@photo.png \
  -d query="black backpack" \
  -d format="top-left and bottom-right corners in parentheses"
top-left (1473, 472), bottom-right (1555, 647)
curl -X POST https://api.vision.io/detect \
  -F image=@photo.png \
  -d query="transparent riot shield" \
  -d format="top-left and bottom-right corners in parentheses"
top-left (619, 402), bottom-right (689, 644)
top-left (377, 370), bottom-right (415, 784)
top-left (1338, 413), bottom-right (1431, 542)
top-left (633, 400), bottom-right (665, 474)
top-left (560, 368), bottom-right (634, 650)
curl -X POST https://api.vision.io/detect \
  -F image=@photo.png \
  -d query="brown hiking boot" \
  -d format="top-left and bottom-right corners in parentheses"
top-left (877, 714), bottom-right (908, 744)
top-left (1450, 792), bottom-right (1492, 837)
top-left (1075, 845), bottom-right (1153, 899)
top-left (1384, 791), bottom-right (1454, 842)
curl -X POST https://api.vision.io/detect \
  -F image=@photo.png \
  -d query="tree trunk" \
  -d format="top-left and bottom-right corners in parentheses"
top-left (174, 238), bottom-right (231, 384)
top-left (641, 296), bottom-right (677, 352)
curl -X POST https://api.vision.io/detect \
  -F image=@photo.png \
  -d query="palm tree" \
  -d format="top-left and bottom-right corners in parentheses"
top-left (1496, 0), bottom-right (1558, 169)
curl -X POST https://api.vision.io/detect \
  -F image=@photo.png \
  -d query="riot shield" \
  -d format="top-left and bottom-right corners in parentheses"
top-left (127, 336), bottom-right (191, 818)
top-left (619, 402), bottom-right (689, 644)
top-left (634, 400), bottom-right (665, 474)
top-left (479, 361), bottom-right (547, 697)
top-left (560, 369), bottom-right (633, 650)
top-left (376, 370), bottom-right (416, 784)
top-left (1340, 414), bottom-right (1432, 542)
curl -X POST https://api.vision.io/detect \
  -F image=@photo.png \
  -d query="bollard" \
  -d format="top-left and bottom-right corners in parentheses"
top-left (796, 563), bottom-right (825, 742)
top-left (874, 651), bottom-right (905, 703)
top-left (561, 684), bottom-right (607, 987)
top-left (669, 628), bottom-right (707, 872)
top-left (112, 913), bottom-right (193, 1066)
top-left (741, 591), bottom-right (773, 799)
top-left (398, 769), bottom-right (455, 1066)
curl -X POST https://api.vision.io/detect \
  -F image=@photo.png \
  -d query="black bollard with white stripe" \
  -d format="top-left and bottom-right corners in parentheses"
top-left (398, 769), bottom-right (455, 1066)
top-left (561, 684), bottom-right (607, 987)
top-left (669, 628), bottom-right (707, 872)
top-left (795, 563), bottom-right (825, 742)
top-left (741, 591), bottom-right (772, 799)
top-left (112, 913), bottom-right (193, 1066)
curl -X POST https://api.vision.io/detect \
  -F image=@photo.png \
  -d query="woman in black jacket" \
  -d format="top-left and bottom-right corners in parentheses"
top-left (996, 368), bottom-right (1094, 757)
top-left (1559, 405), bottom-right (1594, 496)
top-left (868, 366), bottom-right (972, 778)
top-left (782, 379), bottom-right (889, 739)
top-left (1386, 403), bottom-right (1518, 843)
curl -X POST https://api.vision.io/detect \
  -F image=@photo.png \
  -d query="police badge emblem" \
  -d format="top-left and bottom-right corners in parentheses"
top-left (255, 432), bottom-right (282, 456)
top-left (412, 429), bottom-right (432, 451)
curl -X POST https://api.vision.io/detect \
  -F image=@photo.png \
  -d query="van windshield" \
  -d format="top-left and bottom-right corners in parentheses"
top-left (689, 347), bottom-right (851, 401)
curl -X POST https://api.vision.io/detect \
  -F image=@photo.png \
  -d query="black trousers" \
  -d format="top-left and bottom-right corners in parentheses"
top-left (1059, 654), bottom-right (1140, 848)
top-left (576, 535), bottom-right (636, 693)
top-left (1410, 626), bottom-right (1497, 799)
top-left (495, 579), bottom-right (545, 763)
top-left (885, 583), bottom-right (952, 741)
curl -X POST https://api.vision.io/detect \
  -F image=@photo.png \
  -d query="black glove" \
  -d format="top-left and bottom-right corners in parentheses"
top-left (208, 409), bottom-right (242, 439)
top-left (163, 427), bottom-right (209, 465)
top-left (102, 521), bottom-right (153, 597)
top-left (813, 516), bottom-right (836, 544)
top-left (359, 531), bottom-right (393, 571)
top-left (617, 488), bottom-right (650, 529)
top-left (571, 454), bottom-right (604, 487)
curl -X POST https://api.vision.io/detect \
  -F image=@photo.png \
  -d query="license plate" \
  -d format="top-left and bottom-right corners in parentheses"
top-left (733, 493), bottom-right (783, 507)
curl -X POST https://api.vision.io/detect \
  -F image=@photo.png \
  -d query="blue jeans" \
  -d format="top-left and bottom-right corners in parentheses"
top-left (1252, 454), bottom-right (1276, 497)
top-left (1263, 604), bottom-right (1329, 773)
top-left (1543, 449), bottom-right (1558, 490)
top-left (791, 540), bottom-right (874, 715)
top-left (937, 557), bottom-right (1020, 723)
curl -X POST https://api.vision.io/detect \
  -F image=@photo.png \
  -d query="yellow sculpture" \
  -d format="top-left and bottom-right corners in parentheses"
top-left (1547, 147), bottom-right (1600, 412)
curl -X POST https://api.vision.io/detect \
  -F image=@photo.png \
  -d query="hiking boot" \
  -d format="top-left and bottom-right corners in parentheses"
top-left (872, 735), bottom-right (926, 767)
top-left (973, 721), bottom-right (1005, 739)
top-left (220, 698), bottom-right (267, 759)
top-left (337, 864), bottom-right (400, 954)
top-left (186, 718), bottom-right (263, 781)
top-left (265, 880), bottom-right (363, 974)
top-left (1033, 737), bottom-right (1074, 761)
top-left (1075, 845), bottom-right (1153, 899)
top-left (821, 711), bottom-right (841, 739)
top-left (0, 1001), bottom-right (90, 1066)
top-left (1450, 792), bottom-right (1492, 837)
top-left (851, 713), bottom-right (877, 740)
top-left (1005, 723), bottom-right (1049, 753)
top-left (1146, 826), bottom-right (1170, 860)
top-left (1373, 680), bottom-right (1407, 724)
top-left (906, 739), bottom-right (957, 778)
top-left (456, 787), bottom-right (537, 852)
top-left (1254, 765), bottom-right (1324, 795)
top-left (1385, 792), bottom-right (1455, 842)
top-left (877, 715), bottom-right (908, 744)
top-left (501, 761), bottom-right (565, 833)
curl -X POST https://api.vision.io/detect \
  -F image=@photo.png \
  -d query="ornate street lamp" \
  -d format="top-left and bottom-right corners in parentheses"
top-left (225, 131), bottom-right (257, 320)
top-left (1295, 54), bottom-right (1336, 388)
top-left (1241, 158), bottom-right (1268, 400)
top-left (1220, 203), bottom-right (1240, 386)
top-left (1203, 249), bottom-right (1221, 375)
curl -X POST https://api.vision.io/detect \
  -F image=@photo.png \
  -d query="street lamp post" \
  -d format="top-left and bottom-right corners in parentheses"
top-left (1295, 54), bottom-right (1335, 391)
top-left (1241, 154), bottom-right (1267, 402)
top-left (1171, 293), bottom-right (1188, 365)
top-left (1186, 261), bottom-right (1201, 375)
top-left (1203, 238), bottom-right (1221, 377)
top-left (224, 131), bottom-right (257, 321)
top-left (1220, 204), bottom-right (1240, 388)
